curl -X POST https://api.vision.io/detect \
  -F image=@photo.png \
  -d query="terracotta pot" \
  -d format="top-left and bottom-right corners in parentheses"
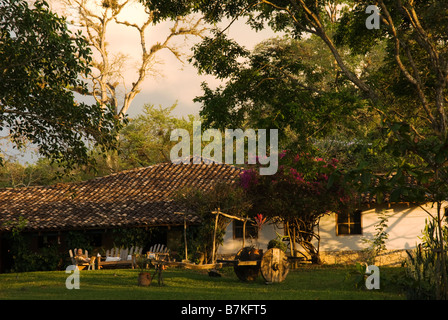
top-left (138, 272), bottom-right (152, 286)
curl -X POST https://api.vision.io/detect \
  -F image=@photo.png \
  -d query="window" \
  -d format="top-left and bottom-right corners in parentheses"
top-left (336, 210), bottom-right (362, 235)
top-left (233, 220), bottom-right (258, 239)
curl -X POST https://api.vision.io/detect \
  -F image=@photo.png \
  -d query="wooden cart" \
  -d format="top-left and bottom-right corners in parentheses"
top-left (217, 246), bottom-right (290, 283)
top-left (146, 246), bottom-right (290, 285)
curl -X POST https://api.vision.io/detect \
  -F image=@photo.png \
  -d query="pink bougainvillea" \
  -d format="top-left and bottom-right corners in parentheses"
top-left (238, 150), bottom-right (357, 264)
top-left (239, 150), bottom-right (356, 219)
top-left (239, 169), bottom-right (258, 190)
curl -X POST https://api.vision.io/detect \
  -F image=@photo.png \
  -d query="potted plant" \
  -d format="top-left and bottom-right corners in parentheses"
top-left (135, 254), bottom-right (151, 286)
top-left (267, 238), bottom-right (288, 253)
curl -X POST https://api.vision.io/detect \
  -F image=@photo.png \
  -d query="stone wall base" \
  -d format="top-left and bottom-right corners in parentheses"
top-left (319, 249), bottom-right (408, 266)
top-left (218, 250), bottom-right (408, 267)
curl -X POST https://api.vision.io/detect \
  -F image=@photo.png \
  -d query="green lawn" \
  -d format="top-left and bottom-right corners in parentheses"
top-left (0, 265), bottom-right (406, 300)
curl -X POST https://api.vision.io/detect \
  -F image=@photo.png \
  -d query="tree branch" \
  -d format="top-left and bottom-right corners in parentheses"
top-left (379, 1), bottom-right (439, 134)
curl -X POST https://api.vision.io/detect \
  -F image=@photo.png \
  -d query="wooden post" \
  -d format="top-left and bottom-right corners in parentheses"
top-left (212, 212), bottom-right (219, 263)
top-left (243, 220), bottom-right (247, 248)
top-left (292, 226), bottom-right (296, 258)
top-left (286, 221), bottom-right (294, 258)
top-left (175, 212), bottom-right (189, 262)
top-left (0, 233), bottom-right (2, 273)
top-left (184, 216), bottom-right (188, 261)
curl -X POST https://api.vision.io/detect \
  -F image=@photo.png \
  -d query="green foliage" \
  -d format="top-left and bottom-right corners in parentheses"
top-left (3, 217), bottom-right (32, 272)
top-left (400, 219), bottom-right (448, 300)
top-left (111, 227), bottom-right (161, 249)
top-left (192, 35), bottom-right (373, 158)
top-left (0, 157), bottom-right (85, 188)
top-left (189, 0), bottom-right (448, 187)
top-left (0, 104), bottom-right (197, 186)
top-left (267, 239), bottom-right (287, 253)
top-left (64, 231), bottom-right (94, 254)
top-left (134, 253), bottom-right (149, 273)
top-left (0, 0), bottom-right (123, 170)
top-left (402, 245), bottom-right (438, 300)
top-left (10, 244), bottom-right (63, 273)
top-left (190, 31), bottom-right (250, 80)
top-left (118, 104), bottom-right (196, 169)
top-left (361, 210), bottom-right (389, 265)
top-left (4, 217), bottom-right (63, 272)
top-left (335, 1), bottom-right (448, 192)
top-left (345, 262), bottom-right (368, 290)
top-left (334, 2), bottom-right (385, 55)
top-left (138, 0), bottom-right (195, 23)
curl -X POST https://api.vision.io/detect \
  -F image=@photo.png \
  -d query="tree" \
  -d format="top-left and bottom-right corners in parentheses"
top-left (192, 34), bottom-right (384, 169)
top-left (0, 103), bottom-right (199, 185)
top-left (336, 1), bottom-right (448, 299)
top-left (0, 0), bottom-right (122, 170)
top-left (64, 0), bottom-right (205, 117)
top-left (0, 157), bottom-right (70, 188)
top-left (118, 103), bottom-right (196, 169)
top-left (190, 0), bottom-right (448, 298)
top-left (189, 0), bottom-right (448, 163)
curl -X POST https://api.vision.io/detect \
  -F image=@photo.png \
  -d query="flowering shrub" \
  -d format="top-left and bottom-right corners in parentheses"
top-left (239, 150), bottom-right (356, 263)
top-left (241, 151), bottom-right (352, 216)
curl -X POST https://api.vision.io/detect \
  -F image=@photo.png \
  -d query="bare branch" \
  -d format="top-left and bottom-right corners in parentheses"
top-left (64, 0), bottom-right (205, 118)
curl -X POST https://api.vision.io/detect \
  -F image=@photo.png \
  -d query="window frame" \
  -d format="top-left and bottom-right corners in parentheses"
top-left (233, 220), bottom-right (258, 240)
top-left (336, 210), bottom-right (362, 236)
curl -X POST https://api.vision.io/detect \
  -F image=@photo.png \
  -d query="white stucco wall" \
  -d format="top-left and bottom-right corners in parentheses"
top-left (316, 203), bottom-right (437, 252)
top-left (218, 202), bottom-right (439, 255)
top-left (218, 221), bottom-right (281, 255)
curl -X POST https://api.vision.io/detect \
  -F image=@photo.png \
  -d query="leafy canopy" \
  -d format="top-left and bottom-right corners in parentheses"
top-left (0, 0), bottom-right (123, 169)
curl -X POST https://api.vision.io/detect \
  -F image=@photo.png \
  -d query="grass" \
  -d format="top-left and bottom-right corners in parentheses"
top-left (0, 265), bottom-right (406, 300)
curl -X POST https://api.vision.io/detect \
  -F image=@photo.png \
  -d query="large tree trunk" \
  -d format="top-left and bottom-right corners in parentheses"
top-left (285, 217), bottom-right (322, 264)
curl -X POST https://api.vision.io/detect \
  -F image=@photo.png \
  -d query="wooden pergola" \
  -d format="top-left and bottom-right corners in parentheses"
top-left (211, 208), bottom-right (250, 263)
top-left (176, 208), bottom-right (250, 264)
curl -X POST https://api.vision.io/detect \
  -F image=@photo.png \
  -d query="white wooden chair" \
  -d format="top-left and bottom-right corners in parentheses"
top-left (99, 246), bottom-right (142, 269)
top-left (146, 244), bottom-right (170, 261)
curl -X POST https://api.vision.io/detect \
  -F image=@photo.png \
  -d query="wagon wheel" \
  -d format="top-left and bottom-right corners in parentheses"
top-left (233, 247), bottom-right (263, 282)
top-left (260, 248), bottom-right (290, 283)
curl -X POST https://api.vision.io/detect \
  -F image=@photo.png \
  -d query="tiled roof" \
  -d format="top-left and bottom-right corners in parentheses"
top-left (0, 159), bottom-right (242, 232)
